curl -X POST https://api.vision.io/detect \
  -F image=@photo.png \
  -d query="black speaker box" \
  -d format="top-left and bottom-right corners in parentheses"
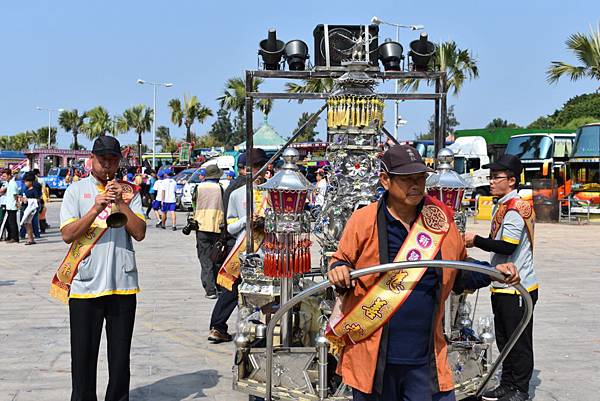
top-left (313, 24), bottom-right (379, 67)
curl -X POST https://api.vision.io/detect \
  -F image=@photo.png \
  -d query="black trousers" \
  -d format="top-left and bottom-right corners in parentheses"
top-left (491, 290), bottom-right (538, 394)
top-left (209, 278), bottom-right (240, 332)
top-left (69, 295), bottom-right (137, 401)
top-left (196, 231), bottom-right (220, 295)
top-left (6, 210), bottom-right (19, 241)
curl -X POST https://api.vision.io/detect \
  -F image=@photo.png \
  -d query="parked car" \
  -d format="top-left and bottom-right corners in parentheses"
top-left (43, 167), bottom-right (84, 198)
top-left (172, 168), bottom-right (198, 210)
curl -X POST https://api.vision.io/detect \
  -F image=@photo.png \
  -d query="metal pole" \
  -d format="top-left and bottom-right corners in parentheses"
top-left (440, 72), bottom-right (448, 148)
top-left (279, 277), bottom-right (293, 347)
top-left (394, 26), bottom-right (400, 140)
top-left (264, 260), bottom-right (533, 401)
top-left (433, 78), bottom-right (441, 164)
top-left (152, 84), bottom-right (157, 169)
top-left (47, 110), bottom-right (51, 148)
top-left (245, 71), bottom-right (254, 254)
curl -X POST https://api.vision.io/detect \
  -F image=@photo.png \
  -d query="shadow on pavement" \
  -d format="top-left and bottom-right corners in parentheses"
top-left (130, 369), bottom-right (220, 400)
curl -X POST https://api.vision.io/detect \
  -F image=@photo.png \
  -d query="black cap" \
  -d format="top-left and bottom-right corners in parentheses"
top-left (483, 154), bottom-right (522, 177)
top-left (239, 148), bottom-right (269, 166)
top-left (92, 136), bottom-right (121, 157)
top-left (381, 144), bottom-right (434, 175)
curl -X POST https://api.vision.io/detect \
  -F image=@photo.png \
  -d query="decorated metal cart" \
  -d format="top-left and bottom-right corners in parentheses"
top-left (230, 24), bottom-right (533, 401)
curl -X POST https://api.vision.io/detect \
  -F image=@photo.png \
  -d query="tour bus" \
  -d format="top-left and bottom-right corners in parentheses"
top-left (569, 123), bottom-right (600, 213)
top-left (505, 132), bottom-right (575, 202)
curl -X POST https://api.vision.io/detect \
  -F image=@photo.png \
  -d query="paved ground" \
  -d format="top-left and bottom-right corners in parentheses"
top-left (1, 200), bottom-right (599, 401)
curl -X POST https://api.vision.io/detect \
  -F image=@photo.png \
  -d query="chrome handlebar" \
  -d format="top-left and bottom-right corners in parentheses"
top-left (264, 260), bottom-right (533, 400)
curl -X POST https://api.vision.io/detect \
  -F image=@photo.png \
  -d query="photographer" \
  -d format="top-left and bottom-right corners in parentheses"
top-left (192, 164), bottom-right (225, 299)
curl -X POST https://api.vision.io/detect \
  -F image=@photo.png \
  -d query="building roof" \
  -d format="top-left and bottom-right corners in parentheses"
top-left (455, 128), bottom-right (574, 145)
top-left (236, 117), bottom-right (287, 151)
top-left (0, 150), bottom-right (26, 159)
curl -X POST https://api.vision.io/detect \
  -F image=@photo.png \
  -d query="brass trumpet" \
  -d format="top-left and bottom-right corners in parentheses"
top-left (105, 174), bottom-right (128, 228)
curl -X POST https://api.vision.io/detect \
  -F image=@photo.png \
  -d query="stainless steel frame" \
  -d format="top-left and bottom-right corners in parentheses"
top-left (264, 260), bottom-right (533, 401)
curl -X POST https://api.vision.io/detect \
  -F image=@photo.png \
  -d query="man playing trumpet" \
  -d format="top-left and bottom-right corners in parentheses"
top-left (51, 135), bottom-right (146, 401)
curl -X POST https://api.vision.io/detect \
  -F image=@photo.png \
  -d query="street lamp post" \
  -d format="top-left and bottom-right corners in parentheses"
top-left (371, 16), bottom-right (424, 140)
top-left (137, 79), bottom-right (174, 169)
top-left (36, 106), bottom-right (65, 148)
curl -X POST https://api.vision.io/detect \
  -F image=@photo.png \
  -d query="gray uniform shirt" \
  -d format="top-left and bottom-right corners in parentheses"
top-left (60, 175), bottom-right (145, 298)
top-left (490, 190), bottom-right (538, 293)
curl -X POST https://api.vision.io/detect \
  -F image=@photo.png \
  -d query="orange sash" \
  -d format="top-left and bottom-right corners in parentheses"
top-left (49, 181), bottom-right (139, 304)
top-left (490, 197), bottom-right (534, 249)
top-left (216, 191), bottom-right (269, 291)
top-left (326, 200), bottom-right (451, 352)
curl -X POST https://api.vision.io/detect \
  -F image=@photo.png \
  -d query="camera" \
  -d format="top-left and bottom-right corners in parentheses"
top-left (182, 213), bottom-right (199, 235)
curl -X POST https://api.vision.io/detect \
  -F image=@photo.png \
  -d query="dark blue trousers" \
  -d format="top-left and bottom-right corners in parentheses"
top-left (352, 363), bottom-right (456, 401)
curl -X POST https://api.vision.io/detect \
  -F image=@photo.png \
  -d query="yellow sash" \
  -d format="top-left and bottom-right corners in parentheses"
top-left (49, 181), bottom-right (139, 304)
top-left (490, 197), bottom-right (534, 249)
top-left (326, 201), bottom-right (451, 351)
top-left (217, 229), bottom-right (265, 291)
top-left (216, 190), bottom-right (268, 291)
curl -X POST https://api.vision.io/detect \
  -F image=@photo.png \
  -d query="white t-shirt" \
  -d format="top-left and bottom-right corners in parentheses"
top-left (161, 178), bottom-right (177, 203)
top-left (153, 179), bottom-right (164, 202)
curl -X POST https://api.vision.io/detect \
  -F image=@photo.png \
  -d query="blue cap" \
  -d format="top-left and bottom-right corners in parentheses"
top-left (226, 170), bottom-right (236, 178)
top-left (199, 169), bottom-right (206, 176)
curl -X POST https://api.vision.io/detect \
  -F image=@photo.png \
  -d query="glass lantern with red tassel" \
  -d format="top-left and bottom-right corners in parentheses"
top-left (425, 148), bottom-right (473, 233)
top-left (258, 148), bottom-right (314, 278)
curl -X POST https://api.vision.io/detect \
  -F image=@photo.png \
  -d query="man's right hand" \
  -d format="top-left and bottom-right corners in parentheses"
top-left (327, 265), bottom-right (353, 288)
top-left (94, 193), bottom-right (114, 214)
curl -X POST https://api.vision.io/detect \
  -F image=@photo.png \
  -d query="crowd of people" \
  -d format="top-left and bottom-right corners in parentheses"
top-left (0, 168), bottom-right (50, 245)
top-left (16, 133), bottom-right (536, 401)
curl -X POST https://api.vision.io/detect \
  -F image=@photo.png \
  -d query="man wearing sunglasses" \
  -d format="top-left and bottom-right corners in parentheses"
top-left (465, 154), bottom-right (538, 401)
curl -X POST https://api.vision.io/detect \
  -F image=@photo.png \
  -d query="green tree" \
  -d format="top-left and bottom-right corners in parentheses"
top-left (209, 108), bottom-right (234, 146)
top-left (417, 105), bottom-right (460, 140)
top-left (35, 127), bottom-right (57, 148)
top-left (122, 105), bottom-right (153, 163)
top-left (58, 109), bottom-right (85, 150)
top-left (547, 24), bottom-right (600, 84)
top-left (485, 118), bottom-right (521, 129)
top-left (399, 41), bottom-right (479, 95)
top-left (82, 106), bottom-right (114, 139)
top-left (156, 125), bottom-right (179, 153)
top-left (528, 93), bottom-right (600, 128)
top-left (168, 95), bottom-right (213, 143)
top-left (527, 115), bottom-right (556, 129)
top-left (217, 77), bottom-right (272, 144)
top-left (294, 112), bottom-right (321, 142)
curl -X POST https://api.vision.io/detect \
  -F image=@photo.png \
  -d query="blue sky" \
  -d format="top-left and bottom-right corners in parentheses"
top-left (0, 0), bottom-right (598, 149)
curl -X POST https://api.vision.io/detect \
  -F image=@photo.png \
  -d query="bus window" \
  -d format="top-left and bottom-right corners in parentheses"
top-left (553, 138), bottom-right (573, 158)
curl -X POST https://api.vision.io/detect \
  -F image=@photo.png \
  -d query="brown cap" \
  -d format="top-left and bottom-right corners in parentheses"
top-left (381, 144), bottom-right (434, 175)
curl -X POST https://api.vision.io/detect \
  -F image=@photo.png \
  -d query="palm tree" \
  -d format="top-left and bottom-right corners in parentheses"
top-left (122, 104), bottom-right (153, 163)
top-left (218, 77), bottom-right (272, 144)
top-left (34, 126), bottom-right (57, 147)
top-left (82, 106), bottom-right (113, 139)
top-left (398, 41), bottom-right (479, 95)
top-left (59, 109), bottom-right (85, 149)
top-left (218, 77), bottom-right (273, 116)
top-left (156, 125), bottom-right (178, 153)
top-left (168, 95), bottom-right (213, 143)
top-left (285, 78), bottom-right (335, 103)
top-left (547, 24), bottom-right (600, 84)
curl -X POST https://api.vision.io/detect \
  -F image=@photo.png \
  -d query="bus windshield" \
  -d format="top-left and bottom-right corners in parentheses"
top-left (573, 125), bottom-right (600, 157)
top-left (506, 135), bottom-right (552, 160)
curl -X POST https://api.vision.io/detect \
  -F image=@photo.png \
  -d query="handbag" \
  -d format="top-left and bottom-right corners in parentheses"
top-left (209, 184), bottom-right (229, 264)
